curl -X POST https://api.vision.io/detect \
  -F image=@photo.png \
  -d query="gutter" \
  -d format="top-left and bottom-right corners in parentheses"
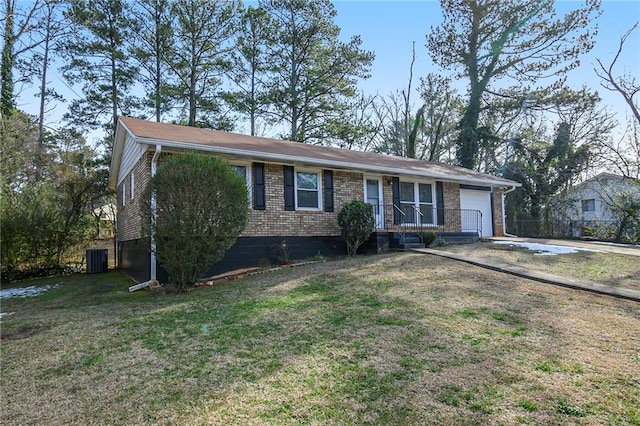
top-left (502, 185), bottom-right (518, 237)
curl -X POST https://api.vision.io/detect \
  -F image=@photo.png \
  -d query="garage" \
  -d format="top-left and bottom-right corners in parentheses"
top-left (459, 187), bottom-right (493, 237)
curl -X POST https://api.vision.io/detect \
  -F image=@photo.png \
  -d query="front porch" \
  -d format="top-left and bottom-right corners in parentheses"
top-left (361, 205), bottom-right (485, 252)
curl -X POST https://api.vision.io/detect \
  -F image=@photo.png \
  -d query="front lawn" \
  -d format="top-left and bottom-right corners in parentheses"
top-left (1, 253), bottom-right (639, 425)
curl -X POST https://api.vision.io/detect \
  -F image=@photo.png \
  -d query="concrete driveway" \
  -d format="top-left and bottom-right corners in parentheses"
top-left (487, 237), bottom-right (640, 257)
top-left (415, 237), bottom-right (640, 302)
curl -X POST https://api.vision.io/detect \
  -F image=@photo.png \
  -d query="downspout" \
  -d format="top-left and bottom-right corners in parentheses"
top-left (150, 145), bottom-right (162, 281)
top-left (502, 185), bottom-right (518, 237)
top-left (128, 145), bottom-right (163, 292)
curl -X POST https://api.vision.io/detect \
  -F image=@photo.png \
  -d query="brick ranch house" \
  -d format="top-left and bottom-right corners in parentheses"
top-left (109, 116), bottom-right (520, 283)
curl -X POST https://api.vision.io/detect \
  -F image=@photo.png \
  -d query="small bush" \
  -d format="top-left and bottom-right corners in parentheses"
top-left (337, 199), bottom-right (375, 256)
top-left (271, 240), bottom-right (291, 265)
top-left (419, 231), bottom-right (437, 246)
top-left (434, 236), bottom-right (447, 247)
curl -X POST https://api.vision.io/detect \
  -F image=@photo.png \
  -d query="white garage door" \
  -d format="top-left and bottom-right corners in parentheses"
top-left (459, 189), bottom-right (493, 237)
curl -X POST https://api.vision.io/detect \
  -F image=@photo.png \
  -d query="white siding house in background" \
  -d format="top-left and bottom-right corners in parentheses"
top-left (553, 172), bottom-right (640, 223)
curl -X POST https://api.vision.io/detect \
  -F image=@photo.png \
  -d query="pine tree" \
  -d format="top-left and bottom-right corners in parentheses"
top-left (166, 0), bottom-right (241, 128)
top-left (129, 0), bottom-right (174, 122)
top-left (62, 0), bottom-right (138, 143)
top-left (261, 0), bottom-right (374, 143)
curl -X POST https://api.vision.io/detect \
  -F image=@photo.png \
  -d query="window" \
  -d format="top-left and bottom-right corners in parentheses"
top-left (130, 174), bottom-right (135, 200)
top-left (229, 164), bottom-right (252, 201)
top-left (399, 181), bottom-right (435, 224)
top-left (230, 165), bottom-right (248, 182)
top-left (121, 183), bottom-right (126, 207)
top-left (582, 199), bottom-right (595, 213)
top-left (296, 171), bottom-right (321, 209)
top-left (399, 181), bottom-right (415, 221)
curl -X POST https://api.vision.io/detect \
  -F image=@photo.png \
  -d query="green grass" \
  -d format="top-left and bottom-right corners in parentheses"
top-left (518, 400), bottom-right (538, 412)
top-left (2, 253), bottom-right (639, 425)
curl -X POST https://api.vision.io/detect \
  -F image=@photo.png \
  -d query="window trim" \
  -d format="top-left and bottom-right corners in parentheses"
top-left (294, 168), bottom-right (322, 210)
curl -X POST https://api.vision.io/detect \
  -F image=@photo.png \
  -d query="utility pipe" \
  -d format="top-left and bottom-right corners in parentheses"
top-left (150, 145), bottom-right (162, 281)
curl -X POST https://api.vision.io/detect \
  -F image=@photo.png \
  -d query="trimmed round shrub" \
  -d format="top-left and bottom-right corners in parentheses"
top-left (142, 154), bottom-right (249, 292)
top-left (337, 199), bottom-right (375, 257)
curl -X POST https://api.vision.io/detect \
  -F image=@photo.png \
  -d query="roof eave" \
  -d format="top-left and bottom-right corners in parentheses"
top-left (135, 136), bottom-right (521, 188)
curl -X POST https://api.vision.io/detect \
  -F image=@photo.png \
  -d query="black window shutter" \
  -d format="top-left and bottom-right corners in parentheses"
top-left (436, 181), bottom-right (445, 225)
top-left (323, 170), bottom-right (334, 212)
top-left (283, 166), bottom-right (295, 211)
top-left (392, 177), bottom-right (400, 225)
top-left (252, 162), bottom-right (265, 210)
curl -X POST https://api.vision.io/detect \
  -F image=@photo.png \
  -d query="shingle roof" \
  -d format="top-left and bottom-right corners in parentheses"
top-left (115, 116), bottom-right (520, 188)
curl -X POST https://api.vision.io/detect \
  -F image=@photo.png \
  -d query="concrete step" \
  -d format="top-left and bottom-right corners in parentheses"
top-left (403, 242), bottom-right (426, 250)
top-left (398, 233), bottom-right (422, 244)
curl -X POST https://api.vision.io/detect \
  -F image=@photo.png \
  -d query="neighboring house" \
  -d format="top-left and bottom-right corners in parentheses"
top-left (109, 117), bottom-right (521, 283)
top-left (93, 203), bottom-right (116, 239)
top-left (553, 172), bottom-right (640, 223)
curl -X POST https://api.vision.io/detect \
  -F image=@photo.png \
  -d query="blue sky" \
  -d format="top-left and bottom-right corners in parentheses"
top-left (333, 0), bottom-right (640, 120)
top-left (15, 0), bottom-right (640, 139)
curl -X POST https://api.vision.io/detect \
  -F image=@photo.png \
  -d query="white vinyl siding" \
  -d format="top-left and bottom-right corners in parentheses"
top-left (118, 134), bottom-right (147, 187)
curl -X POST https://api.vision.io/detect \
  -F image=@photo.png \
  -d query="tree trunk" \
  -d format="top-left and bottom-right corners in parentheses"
top-left (456, 104), bottom-right (481, 169)
top-left (1, 3), bottom-right (15, 117)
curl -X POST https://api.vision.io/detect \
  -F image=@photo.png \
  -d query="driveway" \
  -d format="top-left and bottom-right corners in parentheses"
top-left (415, 238), bottom-right (640, 302)
top-left (487, 237), bottom-right (640, 257)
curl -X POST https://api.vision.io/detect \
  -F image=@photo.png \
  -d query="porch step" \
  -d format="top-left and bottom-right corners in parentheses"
top-left (392, 232), bottom-right (426, 251)
top-left (403, 242), bottom-right (426, 250)
top-left (399, 234), bottom-right (421, 245)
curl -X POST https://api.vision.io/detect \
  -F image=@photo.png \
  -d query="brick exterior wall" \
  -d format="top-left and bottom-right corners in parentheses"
top-left (116, 151), bottom-right (152, 242)
top-left (492, 188), bottom-right (505, 237)
top-left (443, 182), bottom-right (460, 210)
top-left (443, 181), bottom-right (462, 232)
top-left (115, 150), bottom-right (506, 241)
top-left (242, 165), bottom-right (363, 237)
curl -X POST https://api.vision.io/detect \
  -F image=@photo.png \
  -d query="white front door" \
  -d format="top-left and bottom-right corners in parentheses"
top-left (364, 177), bottom-right (384, 228)
top-left (459, 189), bottom-right (493, 237)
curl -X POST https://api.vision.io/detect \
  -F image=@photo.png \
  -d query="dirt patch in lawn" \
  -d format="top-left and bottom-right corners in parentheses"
top-left (1, 323), bottom-right (49, 341)
top-left (434, 242), bottom-right (640, 292)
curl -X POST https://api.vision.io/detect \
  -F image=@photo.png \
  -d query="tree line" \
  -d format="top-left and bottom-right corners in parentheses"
top-left (1, 0), bottom-right (639, 276)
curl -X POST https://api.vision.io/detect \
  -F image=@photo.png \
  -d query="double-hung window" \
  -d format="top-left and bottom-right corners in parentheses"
top-left (230, 164), bottom-right (251, 191)
top-left (399, 181), bottom-right (435, 224)
top-left (296, 171), bottom-right (321, 209)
